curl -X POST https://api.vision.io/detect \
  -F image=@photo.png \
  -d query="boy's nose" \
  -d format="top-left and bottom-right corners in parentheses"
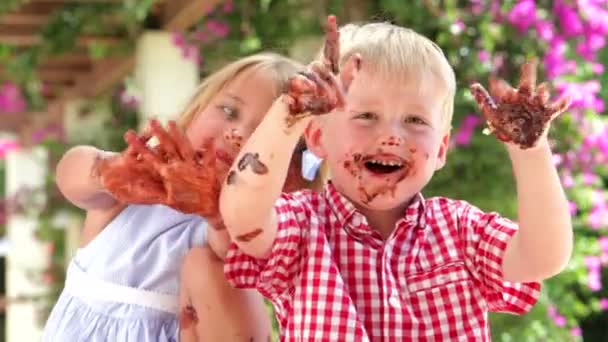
top-left (379, 135), bottom-right (404, 147)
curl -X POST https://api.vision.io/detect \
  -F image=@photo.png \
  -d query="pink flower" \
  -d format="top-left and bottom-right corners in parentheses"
top-left (478, 50), bottom-right (490, 63)
top-left (0, 140), bottom-right (19, 159)
top-left (0, 82), bottom-right (26, 113)
top-left (599, 298), bottom-right (608, 310)
top-left (569, 201), bottom-right (577, 215)
top-left (507, 0), bottom-right (537, 32)
top-left (570, 327), bottom-right (582, 337)
top-left (452, 114), bottom-right (482, 146)
top-left (583, 171), bottom-right (599, 185)
top-left (206, 20), bottom-right (230, 38)
top-left (222, 0), bottom-right (234, 13)
top-left (560, 171), bottom-right (574, 188)
top-left (593, 63), bottom-right (604, 74)
top-left (171, 32), bottom-right (187, 48)
top-left (535, 19), bottom-right (555, 41)
top-left (553, 314), bottom-right (567, 327)
top-left (588, 270), bottom-right (602, 291)
top-left (585, 255), bottom-right (601, 270)
top-left (556, 81), bottom-right (604, 113)
top-left (599, 237), bottom-right (608, 253)
top-left (554, 1), bottom-right (585, 37)
top-left (450, 20), bottom-right (465, 35)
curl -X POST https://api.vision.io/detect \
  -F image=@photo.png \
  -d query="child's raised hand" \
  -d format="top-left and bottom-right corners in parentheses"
top-left (94, 129), bottom-right (166, 205)
top-left (470, 59), bottom-right (571, 149)
top-left (284, 15), bottom-right (345, 126)
top-left (127, 119), bottom-right (221, 218)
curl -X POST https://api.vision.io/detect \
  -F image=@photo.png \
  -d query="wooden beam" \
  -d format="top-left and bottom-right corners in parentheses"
top-left (0, 113), bottom-right (30, 132)
top-left (36, 68), bottom-right (87, 83)
top-left (0, 13), bottom-right (49, 26)
top-left (163, 0), bottom-right (223, 31)
top-left (9, 0), bottom-right (213, 139)
top-left (0, 34), bottom-right (122, 47)
top-left (39, 53), bottom-right (92, 68)
top-left (31, 0), bottom-right (123, 3)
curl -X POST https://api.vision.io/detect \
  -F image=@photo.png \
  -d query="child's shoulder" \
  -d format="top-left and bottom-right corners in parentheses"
top-left (423, 195), bottom-right (478, 214)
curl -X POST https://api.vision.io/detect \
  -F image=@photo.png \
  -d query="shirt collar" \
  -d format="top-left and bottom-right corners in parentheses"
top-left (324, 181), bottom-right (427, 231)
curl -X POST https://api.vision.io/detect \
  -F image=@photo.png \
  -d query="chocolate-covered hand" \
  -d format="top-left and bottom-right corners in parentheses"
top-left (127, 120), bottom-right (221, 217)
top-left (284, 15), bottom-right (345, 124)
top-left (470, 59), bottom-right (571, 149)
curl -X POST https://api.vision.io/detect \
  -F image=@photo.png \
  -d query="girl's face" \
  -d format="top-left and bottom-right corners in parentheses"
top-left (185, 67), bottom-right (314, 192)
top-left (186, 68), bottom-right (278, 177)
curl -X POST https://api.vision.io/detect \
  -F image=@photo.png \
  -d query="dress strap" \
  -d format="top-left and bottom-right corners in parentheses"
top-left (64, 263), bottom-right (179, 315)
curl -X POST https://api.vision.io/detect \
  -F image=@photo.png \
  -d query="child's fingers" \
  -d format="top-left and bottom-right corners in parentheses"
top-left (489, 76), bottom-right (517, 103)
top-left (517, 59), bottom-right (537, 98)
top-left (310, 62), bottom-right (345, 107)
top-left (125, 130), bottom-right (152, 160)
top-left (125, 130), bottom-right (164, 166)
top-left (150, 119), bottom-right (180, 160)
top-left (534, 82), bottom-right (550, 106)
top-left (323, 15), bottom-right (340, 74)
top-left (548, 95), bottom-right (572, 120)
top-left (168, 121), bottom-right (195, 161)
top-left (470, 83), bottom-right (500, 124)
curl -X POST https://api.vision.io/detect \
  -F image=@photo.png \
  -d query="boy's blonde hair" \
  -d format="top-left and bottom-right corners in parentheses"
top-left (177, 52), bottom-right (303, 129)
top-left (319, 22), bottom-right (457, 132)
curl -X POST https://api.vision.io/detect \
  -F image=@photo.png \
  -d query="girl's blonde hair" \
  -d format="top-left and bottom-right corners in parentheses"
top-left (177, 52), bottom-right (303, 129)
top-left (318, 21), bottom-right (457, 132)
top-left (176, 52), bottom-right (329, 191)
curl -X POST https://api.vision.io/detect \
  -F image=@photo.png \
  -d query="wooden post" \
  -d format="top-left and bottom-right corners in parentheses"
top-left (5, 146), bottom-right (48, 342)
top-left (135, 31), bottom-right (199, 127)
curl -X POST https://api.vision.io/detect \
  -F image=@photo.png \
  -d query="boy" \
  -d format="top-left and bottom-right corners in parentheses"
top-left (220, 17), bottom-right (572, 341)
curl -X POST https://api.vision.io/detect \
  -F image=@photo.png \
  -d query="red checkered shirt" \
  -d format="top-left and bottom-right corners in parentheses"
top-left (225, 182), bottom-right (541, 341)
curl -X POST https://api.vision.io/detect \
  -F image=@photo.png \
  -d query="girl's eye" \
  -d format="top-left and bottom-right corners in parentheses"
top-left (354, 112), bottom-right (377, 120)
top-left (404, 116), bottom-right (426, 125)
top-left (218, 105), bottom-right (238, 120)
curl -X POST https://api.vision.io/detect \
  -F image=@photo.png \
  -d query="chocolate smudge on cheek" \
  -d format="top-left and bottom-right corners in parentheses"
top-left (235, 228), bottom-right (264, 242)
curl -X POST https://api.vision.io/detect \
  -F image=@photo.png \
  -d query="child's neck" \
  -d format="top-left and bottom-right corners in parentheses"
top-left (355, 200), bottom-right (411, 240)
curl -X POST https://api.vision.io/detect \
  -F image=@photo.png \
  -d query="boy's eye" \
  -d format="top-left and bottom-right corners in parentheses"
top-left (354, 112), bottom-right (377, 120)
top-left (404, 116), bottom-right (426, 125)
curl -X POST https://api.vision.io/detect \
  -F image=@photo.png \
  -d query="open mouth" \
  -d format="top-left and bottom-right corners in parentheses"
top-left (362, 157), bottom-right (406, 175)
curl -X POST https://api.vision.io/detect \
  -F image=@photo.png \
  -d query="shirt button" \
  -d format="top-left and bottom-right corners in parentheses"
top-left (389, 295), bottom-right (400, 308)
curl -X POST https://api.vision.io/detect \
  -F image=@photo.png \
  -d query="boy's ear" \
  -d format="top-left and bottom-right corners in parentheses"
top-left (435, 132), bottom-right (450, 170)
top-left (303, 118), bottom-right (327, 159)
top-left (339, 53), bottom-right (362, 91)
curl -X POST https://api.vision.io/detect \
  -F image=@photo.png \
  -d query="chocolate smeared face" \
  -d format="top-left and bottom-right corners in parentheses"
top-left (343, 150), bottom-right (414, 205)
top-left (312, 67), bottom-right (450, 211)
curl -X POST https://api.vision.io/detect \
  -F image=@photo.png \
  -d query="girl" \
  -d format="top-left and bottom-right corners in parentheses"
top-left (42, 52), bottom-right (318, 341)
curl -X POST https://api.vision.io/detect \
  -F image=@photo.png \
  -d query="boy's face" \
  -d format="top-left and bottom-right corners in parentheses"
top-left (311, 68), bottom-right (450, 211)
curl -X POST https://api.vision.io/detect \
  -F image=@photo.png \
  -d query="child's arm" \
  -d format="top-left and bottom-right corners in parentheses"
top-left (55, 145), bottom-right (119, 210)
top-left (470, 60), bottom-right (572, 282)
top-left (501, 139), bottom-right (572, 281)
top-left (221, 16), bottom-right (342, 259)
top-left (179, 246), bottom-right (272, 341)
top-left (220, 99), bottom-right (312, 258)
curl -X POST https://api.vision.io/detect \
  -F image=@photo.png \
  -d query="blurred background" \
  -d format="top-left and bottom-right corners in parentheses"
top-left (0, 0), bottom-right (606, 341)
